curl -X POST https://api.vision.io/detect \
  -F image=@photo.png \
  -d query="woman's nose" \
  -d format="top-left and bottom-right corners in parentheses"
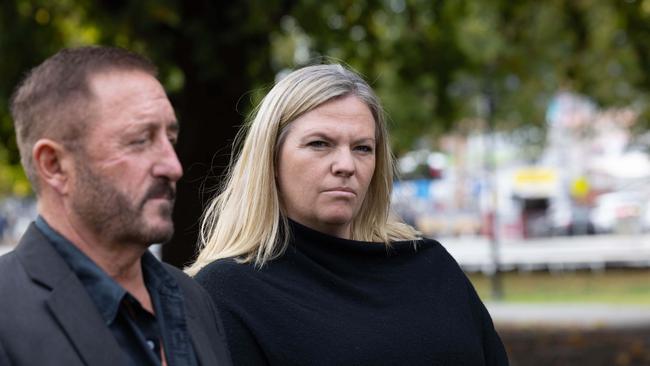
top-left (331, 148), bottom-right (355, 177)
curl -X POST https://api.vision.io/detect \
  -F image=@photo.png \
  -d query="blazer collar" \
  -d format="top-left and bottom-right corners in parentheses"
top-left (16, 223), bottom-right (127, 366)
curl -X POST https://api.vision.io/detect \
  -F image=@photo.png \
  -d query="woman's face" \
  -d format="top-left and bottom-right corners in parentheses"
top-left (276, 95), bottom-right (376, 239)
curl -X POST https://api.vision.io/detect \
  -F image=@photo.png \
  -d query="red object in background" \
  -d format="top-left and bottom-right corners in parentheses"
top-left (428, 167), bottom-right (443, 179)
top-left (482, 211), bottom-right (495, 240)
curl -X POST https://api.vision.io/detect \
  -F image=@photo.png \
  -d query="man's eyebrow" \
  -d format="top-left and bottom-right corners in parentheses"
top-left (124, 120), bottom-right (179, 135)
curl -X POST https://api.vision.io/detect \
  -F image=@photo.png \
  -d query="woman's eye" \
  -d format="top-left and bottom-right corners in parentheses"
top-left (355, 145), bottom-right (374, 153)
top-left (308, 140), bottom-right (328, 148)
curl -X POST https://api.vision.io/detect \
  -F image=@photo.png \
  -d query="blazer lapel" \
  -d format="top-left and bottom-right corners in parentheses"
top-left (17, 224), bottom-right (127, 366)
top-left (47, 275), bottom-right (127, 366)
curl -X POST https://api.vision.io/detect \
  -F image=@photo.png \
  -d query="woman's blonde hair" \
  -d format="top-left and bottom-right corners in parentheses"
top-left (186, 64), bottom-right (419, 275)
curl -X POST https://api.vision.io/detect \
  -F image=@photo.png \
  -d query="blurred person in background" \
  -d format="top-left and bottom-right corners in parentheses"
top-left (0, 46), bottom-right (230, 366)
top-left (188, 64), bottom-right (509, 365)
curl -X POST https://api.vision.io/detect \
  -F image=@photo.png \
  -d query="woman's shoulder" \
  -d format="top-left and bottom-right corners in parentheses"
top-left (403, 237), bottom-right (466, 270)
top-left (413, 236), bottom-right (442, 248)
top-left (392, 236), bottom-right (447, 255)
top-left (194, 258), bottom-right (256, 282)
top-left (193, 258), bottom-right (264, 303)
top-left (194, 258), bottom-right (264, 291)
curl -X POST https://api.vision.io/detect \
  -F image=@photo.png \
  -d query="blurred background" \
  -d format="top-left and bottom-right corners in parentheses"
top-left (1, 1), bottom-right (650, 364)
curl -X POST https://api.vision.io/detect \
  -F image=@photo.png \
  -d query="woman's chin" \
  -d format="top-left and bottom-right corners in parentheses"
top-left (318, 212), bottom-right (355, 226)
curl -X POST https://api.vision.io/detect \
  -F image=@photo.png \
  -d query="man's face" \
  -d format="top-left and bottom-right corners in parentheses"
top-left (69, 70), bottom-right (182, 246)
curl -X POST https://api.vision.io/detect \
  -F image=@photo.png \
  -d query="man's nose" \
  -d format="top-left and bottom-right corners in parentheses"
top-left (153, 137), bottom-right (183, 182)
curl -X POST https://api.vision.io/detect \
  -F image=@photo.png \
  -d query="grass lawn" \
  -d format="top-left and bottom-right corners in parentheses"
top-left (467, 268), bottom-right (650, 305)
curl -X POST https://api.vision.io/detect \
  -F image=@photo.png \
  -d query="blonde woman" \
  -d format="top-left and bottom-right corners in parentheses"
top-left (188, 64), bottom-right (509, 365)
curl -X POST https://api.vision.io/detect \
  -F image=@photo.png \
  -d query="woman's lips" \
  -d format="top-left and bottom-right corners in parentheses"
top-left (323, 187), bottom-right (356, 197)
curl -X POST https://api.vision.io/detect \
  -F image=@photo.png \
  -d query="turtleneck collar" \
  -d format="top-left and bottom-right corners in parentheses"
top-left (286, 218), bottom-right (425, 258)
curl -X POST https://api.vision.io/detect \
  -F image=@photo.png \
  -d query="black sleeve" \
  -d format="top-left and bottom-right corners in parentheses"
top-left (196, 283), bottom-right (234, 365)
top-left (215, 305), bottom-right (269, 366)
top-left (195, 266), bottom-right (270, 366)
top-left (464, 276), bottom-right (510, 366)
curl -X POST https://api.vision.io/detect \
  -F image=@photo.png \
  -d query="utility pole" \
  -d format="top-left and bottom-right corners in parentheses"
top-left (483, 73), bottom-right (504, 300)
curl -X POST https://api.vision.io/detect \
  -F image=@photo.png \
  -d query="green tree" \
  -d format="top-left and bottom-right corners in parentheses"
top-left (274, 0), bottom-right (650, 152)
top-left (3, 0), bottom-right (650, 266)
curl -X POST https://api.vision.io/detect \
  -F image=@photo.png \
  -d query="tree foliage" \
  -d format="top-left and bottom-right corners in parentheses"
top-left (3, 0), bottom-right (650, 265)
top-left (273, 0), bottom-right (650, 153)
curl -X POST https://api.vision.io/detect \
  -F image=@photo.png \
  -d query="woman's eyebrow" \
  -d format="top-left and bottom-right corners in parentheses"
top-left (353, 137), bottom-right (376, 144)
top-left (300, 131), bottom-right (334, 140)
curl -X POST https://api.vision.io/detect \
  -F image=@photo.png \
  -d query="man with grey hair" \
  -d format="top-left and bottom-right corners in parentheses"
top-left (0, 46), bottom-right (231, 366)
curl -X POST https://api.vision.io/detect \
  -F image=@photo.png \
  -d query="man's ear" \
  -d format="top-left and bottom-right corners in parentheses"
top-left (32, 139), bottom-right (74, 195)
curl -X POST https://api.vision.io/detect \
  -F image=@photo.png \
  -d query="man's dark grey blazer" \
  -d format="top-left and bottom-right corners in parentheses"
top-left (0, 224), bottom-right (232, 366)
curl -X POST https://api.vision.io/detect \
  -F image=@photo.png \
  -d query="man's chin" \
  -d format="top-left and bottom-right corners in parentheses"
top-left (142, 230), bottom-right (174, 245)
top-left (145, 198), bottom-right (175, 215)
top-left (141, 218), bottom-right (175, 244)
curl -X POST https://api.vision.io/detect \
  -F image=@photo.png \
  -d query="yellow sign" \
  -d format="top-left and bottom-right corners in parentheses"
top-left (513, 167), bottom-right (559, 198)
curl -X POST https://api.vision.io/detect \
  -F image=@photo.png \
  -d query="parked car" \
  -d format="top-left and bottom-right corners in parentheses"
top-left (590, 191), bottom-right (648, 234)
top-left (548, 198), bottom-right (594, 236)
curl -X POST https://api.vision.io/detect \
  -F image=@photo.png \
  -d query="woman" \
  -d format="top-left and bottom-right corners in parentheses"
top-left (188, 64), bottom-right (509, 365)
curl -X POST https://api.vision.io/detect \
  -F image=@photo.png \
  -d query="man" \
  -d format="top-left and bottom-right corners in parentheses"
top-left (0, 46), bottom-right (231, 366)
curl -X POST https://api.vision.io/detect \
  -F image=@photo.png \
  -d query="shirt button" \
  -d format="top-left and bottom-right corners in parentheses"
top-left (147, 340), bottom-right (156, 350)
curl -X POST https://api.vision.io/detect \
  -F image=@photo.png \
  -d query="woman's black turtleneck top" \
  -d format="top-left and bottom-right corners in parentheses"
top-left (195, 221), bottom-right (509, 366)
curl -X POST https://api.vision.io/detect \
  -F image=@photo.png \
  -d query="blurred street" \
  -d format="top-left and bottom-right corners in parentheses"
top-left (440, 234), bottom-right (650, 273)
top-left (488, 302), bottom-right (650, 328)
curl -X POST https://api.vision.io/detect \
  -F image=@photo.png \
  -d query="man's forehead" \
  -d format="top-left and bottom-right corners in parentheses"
top-left (87, 69), bottom-right (167, 103)
top-left (83, 69), bottom-right (176, 130)
top-left (87, 69), bottom-right (164, 99)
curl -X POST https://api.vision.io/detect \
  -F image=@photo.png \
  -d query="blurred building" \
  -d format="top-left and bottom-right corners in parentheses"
top-left (393, 91), bottom-right (650, 239)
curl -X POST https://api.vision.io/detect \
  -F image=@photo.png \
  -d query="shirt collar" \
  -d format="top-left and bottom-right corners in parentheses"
top-left (35, 216), bottom-right (127, 324)
top-left (140, 249), bottom-right (180, 298)
top-left (35, 216), bottom-right (182, 321)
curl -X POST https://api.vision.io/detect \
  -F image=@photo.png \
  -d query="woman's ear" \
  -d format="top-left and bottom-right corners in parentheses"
top-left (32, 139), bottom-right (74, 195)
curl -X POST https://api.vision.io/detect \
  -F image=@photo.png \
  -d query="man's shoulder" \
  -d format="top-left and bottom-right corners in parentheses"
top-left (160, 261), bottom-right (221, 314)
top-left (0, 227), bottom-right (45, 289)
top-left (161, 261), bottom-right (192, 282)
top-left (160, 262), bottom-right (233, 365)
top-left (0, 250), bottom-right (23, 287)
top-left (160, 262), bottom-right (208, 299)
top-left (0, 249), bottom-right (18, 267)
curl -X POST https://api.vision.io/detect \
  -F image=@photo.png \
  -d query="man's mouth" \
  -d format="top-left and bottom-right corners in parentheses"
top-left (144, 182), bottom-right (176, 202)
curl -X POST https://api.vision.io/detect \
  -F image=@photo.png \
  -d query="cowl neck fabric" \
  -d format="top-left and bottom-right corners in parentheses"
top-left (286, 218), bottom-right (426, 258)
